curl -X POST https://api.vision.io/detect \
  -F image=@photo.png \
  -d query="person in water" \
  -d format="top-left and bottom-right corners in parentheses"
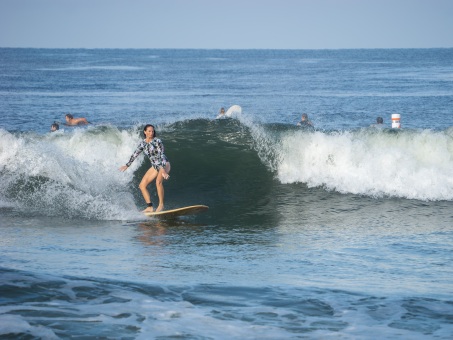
top-left (216, 107), bottom-right (226, 119)
top-left (65, 113), bottom-right (88, 125)
top-left (50, 122), bottom-right (59, 132)
top-left (371, 116), bottom-right (385, 128)
top-left (119, 124), bottom-right (171, 213)
top-left (297, 113), bottom-right (313, 127)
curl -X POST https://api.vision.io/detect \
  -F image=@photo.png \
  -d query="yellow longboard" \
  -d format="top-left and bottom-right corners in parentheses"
top-left (143, 205), bottom-right (209, 218)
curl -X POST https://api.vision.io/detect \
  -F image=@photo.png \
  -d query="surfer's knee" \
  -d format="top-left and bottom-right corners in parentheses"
top-left (138, 182), bottom-right (147, 191)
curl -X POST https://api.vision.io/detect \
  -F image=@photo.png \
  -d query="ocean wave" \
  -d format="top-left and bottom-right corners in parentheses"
top-left (276, 127), bottom-right (453, 201)
top-left (0, 120), bottom-right (452, 220)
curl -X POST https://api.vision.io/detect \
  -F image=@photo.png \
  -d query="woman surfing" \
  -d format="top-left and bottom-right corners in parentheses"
top-left (119, 124), bottom-right (171, 213)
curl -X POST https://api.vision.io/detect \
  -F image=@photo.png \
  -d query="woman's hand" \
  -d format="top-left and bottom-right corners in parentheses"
top-left (162, 171), bottom-right (170, 180)
top-left (119, 165), bottom-right (128, 172)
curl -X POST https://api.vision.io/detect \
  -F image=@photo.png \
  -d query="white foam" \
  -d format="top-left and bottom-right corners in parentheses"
top-left (0, 314), bottom-right (58, 339)
top-left (277, 128), bottom-right (453, 201)
top-left (0, 127), bottom-right (145, 219)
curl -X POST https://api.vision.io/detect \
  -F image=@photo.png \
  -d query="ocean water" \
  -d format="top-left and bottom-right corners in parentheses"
top-left (0, 48), bottom-right (453, 339)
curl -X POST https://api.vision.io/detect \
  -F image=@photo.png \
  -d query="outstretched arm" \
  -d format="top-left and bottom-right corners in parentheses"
top-left (119, 141), bottom-right (144, 171)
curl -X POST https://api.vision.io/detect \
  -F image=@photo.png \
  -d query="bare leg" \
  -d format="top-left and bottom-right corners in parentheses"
top-left (155, 163), bottom-right (171, 212)
top-left (139, 167), bottom-right (158, 212)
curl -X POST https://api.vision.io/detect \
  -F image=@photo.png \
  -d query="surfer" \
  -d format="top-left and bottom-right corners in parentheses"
top-left (216, 107), bottom-right (226, 119)
top-left (297, 113), bottom-right (313, 127)
top-left (65, 113), bottom-right (89, 126)
top-left (119, 124), bottom-right (171, 213)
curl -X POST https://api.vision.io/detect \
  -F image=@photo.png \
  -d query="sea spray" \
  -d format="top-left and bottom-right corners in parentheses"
top-left (236, 113), bottom-right (282, 173)
top-left (277, 127), bottom-right (453, 200)
top-left (0, 127), bottom-right (141, 219)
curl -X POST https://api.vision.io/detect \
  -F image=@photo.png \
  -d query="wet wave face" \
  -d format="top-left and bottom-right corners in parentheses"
top-left (1, 268), bottom-right (452, 339)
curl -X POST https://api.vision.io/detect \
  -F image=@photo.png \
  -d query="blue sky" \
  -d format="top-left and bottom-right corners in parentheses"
top-left (1, 0), bottom-right (452, 49)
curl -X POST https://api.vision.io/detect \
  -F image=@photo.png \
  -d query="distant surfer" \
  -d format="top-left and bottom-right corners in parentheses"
top-left (65, 113), bottom-right (89, 126)
top-left (216, 107), bottom-right (226, 119)
top-left (297, 113), bottom-right (314, 127)
top-left (371, 116), bottom-right (384, 128)
top-left (119, 124), bottom-right (171, 213)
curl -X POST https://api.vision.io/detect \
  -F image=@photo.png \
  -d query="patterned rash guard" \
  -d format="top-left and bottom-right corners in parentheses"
top-left (126, 138), bottom-right (169, 171)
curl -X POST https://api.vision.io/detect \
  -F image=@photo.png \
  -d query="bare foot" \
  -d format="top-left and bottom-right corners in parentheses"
top-left (143, 206), bottom-right (154, 213)
top-left (155, 205), bottom-right (164, 212)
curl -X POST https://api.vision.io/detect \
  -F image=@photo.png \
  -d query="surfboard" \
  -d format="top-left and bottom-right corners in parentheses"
top-left (225, 105), bottom-right (242, 117)
top-left (143, 205), bottom-right (209, 218)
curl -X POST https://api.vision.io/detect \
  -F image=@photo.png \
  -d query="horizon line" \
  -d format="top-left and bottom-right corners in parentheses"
top-left (1, 46), bottom-right (453, 50)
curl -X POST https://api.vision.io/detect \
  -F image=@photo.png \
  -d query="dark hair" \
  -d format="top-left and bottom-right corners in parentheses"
top-left (143, 124), bottom-right (156, 138)
top-left (377, 117), bottom-right (383, 124)
top-left (66, 113), bottom-right (74, 119)
top-left (51, 122), bottom-right (59, 130)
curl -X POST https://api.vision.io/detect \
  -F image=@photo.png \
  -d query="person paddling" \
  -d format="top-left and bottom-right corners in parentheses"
top-left (65, 113), bottom-right (89, 125)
